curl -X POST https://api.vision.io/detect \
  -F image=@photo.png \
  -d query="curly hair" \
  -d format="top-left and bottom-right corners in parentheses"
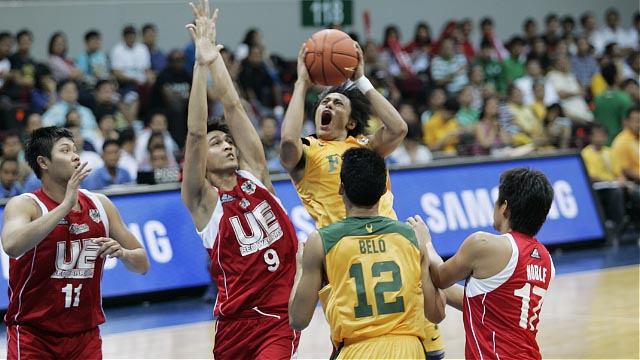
top-left (313, 82), bottom-right (372, 137)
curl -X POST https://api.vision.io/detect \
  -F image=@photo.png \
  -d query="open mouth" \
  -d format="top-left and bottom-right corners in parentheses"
top-left (321, 110), bottom-right (332, 126)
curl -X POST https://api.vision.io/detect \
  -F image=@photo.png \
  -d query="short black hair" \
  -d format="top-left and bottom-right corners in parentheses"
top-left (314, 82), bottom-right (372, 137)
top-left (626, 105), bottom-right (640, 119)
top-left (145, 108), bottom-right (168, 127)
top-left (57, 79), bottom-right (77, 93)
top-left (0, 158), bottom-right (18, 171)
top-left (102, 139), bottom-right (120, 152)
top-left (84, 30), bottom-right (100, 42)
top-left (545, 13), bottom-right (558, 24)
top-left (206, 117), bottom-right (231, 136)
top-left (0, 32), bottom-right (11, 42)
top-left (25, 126), bottom-right (74, 179)
top-left (497, 168), bottom-right (554, 236)
top-left (16, 29), bottom-right (32, 41)
top-left (122, 25), bottom-right (136, 36)
top-left (142, 23), bottom-right (156, 34)
top-left (118, 126), bottom-right (136, 145)
top-left (590, 122), bottom-right (607, 134)
top-left (443, 98), bottom-right (460, 113)
top-left (340, 147), bottom-right (387, 207)
top-left (480, 17), bottom-right (493, 28)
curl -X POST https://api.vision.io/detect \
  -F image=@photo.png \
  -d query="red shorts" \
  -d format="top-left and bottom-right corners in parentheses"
top-left (6, 325), bottom-right (102, 360)
top-left (214, 312), bottom-right (300, 360)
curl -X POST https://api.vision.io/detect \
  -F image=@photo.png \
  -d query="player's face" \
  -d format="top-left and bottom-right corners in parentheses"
top-left (46, 137), bottom-right (80, 181)
top-left (206, 130), bottom-right (238, 172)
top-left (315, 93), bottom-right (354, 141)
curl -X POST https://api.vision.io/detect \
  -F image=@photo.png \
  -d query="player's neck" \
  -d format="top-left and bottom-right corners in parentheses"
top-left (41, 177), bottom-right (77, 208)
top-left (207, 170), bottom-right (238, 191)
top-left (345, 203), bottom-right (379, 217)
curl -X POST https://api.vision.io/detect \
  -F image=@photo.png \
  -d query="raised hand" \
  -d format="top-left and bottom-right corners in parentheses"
top-left (295, 43), bottom-right (312, 88)
top-left (406, 215), bottom-right (432, 245)
top-left (92, 237), bottom-right (126, 259)
top-left (352, 42), bottom-right (365, 80)
top-left (186, 0), bottom-right (224, 66)
top-left (62, 161), bottom-right (91, 210)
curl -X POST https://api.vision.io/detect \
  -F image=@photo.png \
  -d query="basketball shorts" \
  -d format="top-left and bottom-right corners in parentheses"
top-left (214, 312), bottom-right (300, 360)
top-left (336, 335), bottom-right (426, 359)
top-left (6, 325), bottom-right (102, 360)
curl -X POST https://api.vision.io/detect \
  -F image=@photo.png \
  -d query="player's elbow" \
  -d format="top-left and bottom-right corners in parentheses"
top-left (2, 242), bottom-right (24, 259)
top-left (425, 303), bottom-right (446, 324)
top-left (288, 313), bottom-right (310, 332)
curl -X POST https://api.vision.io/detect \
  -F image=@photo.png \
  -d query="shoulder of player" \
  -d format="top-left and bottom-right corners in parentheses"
top-left (463, 231), bottom-right (504, 253)
top-left (4, 194), bottom-right (39, 216)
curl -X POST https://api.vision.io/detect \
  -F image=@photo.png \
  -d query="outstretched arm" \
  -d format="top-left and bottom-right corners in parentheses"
top-left (280, 44), bottom-right (313, 183)
top-left (355, 43), bottom-right (407, 157)
top-left (289, 232), bottom-right (324, 331)
top-left (406, 216), bottom-right (446, 323)
top-left (181, 0), bottom-right (219, 231)
top-left (197, 2), bottom-right (272, 189)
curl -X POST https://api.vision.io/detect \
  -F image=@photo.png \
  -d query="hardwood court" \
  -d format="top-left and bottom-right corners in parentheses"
top-left (100, 265), bottom-right (638, 359)
top-left (1, 265), bottom-right (637, 359)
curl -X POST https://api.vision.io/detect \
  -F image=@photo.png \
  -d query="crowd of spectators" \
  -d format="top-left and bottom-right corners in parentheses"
top-left (0, 8), bottom-right (639, 236)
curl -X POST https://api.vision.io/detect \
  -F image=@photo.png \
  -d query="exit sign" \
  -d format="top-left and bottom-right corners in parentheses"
top-left (301, 0), bottom-right (353, 27)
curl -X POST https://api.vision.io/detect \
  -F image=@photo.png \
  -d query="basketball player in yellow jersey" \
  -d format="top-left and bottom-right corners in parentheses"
top-left (289, 148), bottom-right (446, 359)
top-left (281, 42), bottom-right (452, 358)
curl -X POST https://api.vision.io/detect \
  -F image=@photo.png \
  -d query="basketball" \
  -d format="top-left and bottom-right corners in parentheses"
top-left (304, 29), bottom-right (359, 86)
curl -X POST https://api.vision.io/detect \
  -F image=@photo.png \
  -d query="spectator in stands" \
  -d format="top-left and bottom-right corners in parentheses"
top-left (580, 123), bottom-right (626, 236)
top-left (592, 8), bottom-right (635, 56)
top-left (527, 36), bottom-right (552, 73)
top-left (423, 98), bottom-right (462, 155)
top-left (593, 63), bottom-right (634, 144)
top-left (431, 37), bottom-right (468, 96)
top-left (500, 36), bottom-right (526, 89)
top-left (622, 51), bottom-right (639, 81)
top-left (0, 32), bottom-right (13, 92)
top-left (473, 39), bottom-right (504, 95)
top-left (83, 139), bottom-right (133, 190)
top-left (530, 81), bottom-right (548, 121)
top-left (515, 57), bottom-right (559, 106)
top-left (561, 16), bottom-right (578, 55)
top-left (142, 23), bottom-right (167, 74)
top-left (137, 130), bottom-right (177, 172)
top-left (110, 25), bottom-right (154, 97)
top-left (542, 14), bottom-right (561, 48)
top-left (66, 120), bottom-right (103, 171)
top-left (91, 79), bottom-right (132, 129)
top-left (116, 127), bottom-right (138, 180)
top-left (75, 30), bottom-right (110, 90)
top-left (65, 109), bottom-right (96, 151)
top-left (259, 115), bottom-right (279, 162)
top-left (404, 22), bottom-right (432, 55)
top-left (620, 78), bottom-right (639, 105)
top-left (468, 65), bottom-right (485, 111)
top-left (235, 28), bottom-right (262, 62)
top-left (611, 107), bottom-right (640, 184)
top-left (571, 35), bottom-right (599, 88)
top-left (472, 96), bottom-right (512, 156)
top-left (23, 112), bottom-right (42, 139)
top-left (506, 85), bottom-right (547, 147)
top-left (237, 45), bottom-right (282, 111)
top-left (628, 11), bottom-right (639, 51)
top-left (29, 64), bottom-right (56, 114)
top-left (134, 109), bottom-right (178, 166)
top-left (580, 12), bottom-right (598, 45)
top-left (455, 85), bottom-right (479, 130)
top-left (379, 25), bottom-right (413, 78)
top-left (0, 158), bottom-right (22, 198)
top-left (1, 129), bottom-right (31, 185)
top-left (150, 49), bottom-right (191, 148)
top-left (457, 19), bottom-right (476, 60)
top-left (546, 54), bottom-right (594, 123)
top-left (92, 109), bottom-right (119, 153)
top-left (41, 79), bottom-right (98, 143)
top-left (543, 103), bottom-right (572, 149)
top-left (47, 32), bottom-right (83, 83)
top-left (6, 29), bottom-right (36, 103)
top-left (363, 40), bottom-right (401, 106)
top-left (476, 17), bottom-right (508, 61)
top-left (522, 18), bottom-right (538, 51)
top-left (389, 122), bottom-right (432, 166)
top-left (420, 87), bottom-right (446, 124)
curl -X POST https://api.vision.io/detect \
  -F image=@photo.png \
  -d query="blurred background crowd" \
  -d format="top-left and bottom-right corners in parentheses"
top-left (0, 7), bottom-right (638, 238)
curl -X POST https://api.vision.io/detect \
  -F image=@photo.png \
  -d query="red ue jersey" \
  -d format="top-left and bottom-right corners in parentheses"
top-left (463, 232), bottom-right (555, 360)
top-left (197, 170), bottom-right (298, 318)
top-left (4, 189), bottom-right (108, 335)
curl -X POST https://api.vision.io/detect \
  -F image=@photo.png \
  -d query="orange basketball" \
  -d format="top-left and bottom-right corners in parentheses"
top-left (304, 29), bottom-right (358, 86)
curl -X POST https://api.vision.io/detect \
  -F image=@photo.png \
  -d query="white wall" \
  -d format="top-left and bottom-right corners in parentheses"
top-left (0, 0), bottom-right (638, 61)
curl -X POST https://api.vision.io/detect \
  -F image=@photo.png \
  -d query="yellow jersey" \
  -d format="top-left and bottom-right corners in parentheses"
top-left (295, 136), bottom-right (396, 228)
top-left (318, 216), bottom-right (426, 349)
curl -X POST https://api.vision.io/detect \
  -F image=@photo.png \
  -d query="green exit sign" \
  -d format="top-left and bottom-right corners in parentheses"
top-left (301, 0), bottom-right (353, 27)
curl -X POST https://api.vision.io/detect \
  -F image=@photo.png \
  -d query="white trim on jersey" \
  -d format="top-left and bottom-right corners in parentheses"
top-left (80, 189), bottom-right (110, 237)
top-left (237, 170), bottom-right (290, 215)
top-left (197, 200), bottom-right (224, 250)
top-left (466, 233), bottom-right (519, 298)
top-left (21, 193), bottom-right (48, 216)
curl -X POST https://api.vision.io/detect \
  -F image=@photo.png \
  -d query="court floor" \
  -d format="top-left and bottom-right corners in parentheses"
top-left (1, 241), bottom-right (638, 359)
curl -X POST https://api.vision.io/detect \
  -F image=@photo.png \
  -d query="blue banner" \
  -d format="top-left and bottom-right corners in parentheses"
top-left (0, 154), bottom-right (604, 309)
